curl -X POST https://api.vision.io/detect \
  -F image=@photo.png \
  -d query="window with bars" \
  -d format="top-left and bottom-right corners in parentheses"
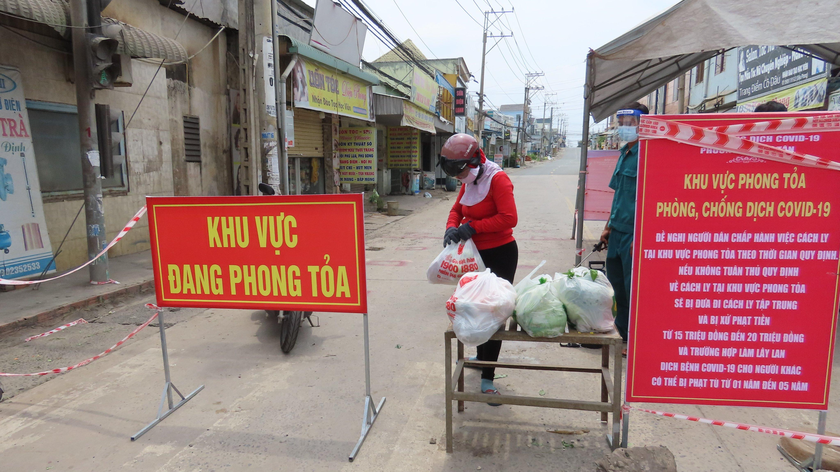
top-left (695, 61), bottom-right (705, 84)
top-left (183, 116), bottom-right (201, 162)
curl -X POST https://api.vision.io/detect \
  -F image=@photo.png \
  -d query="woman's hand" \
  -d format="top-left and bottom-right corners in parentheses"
top-left (443, 227), bottom-right (460, 247)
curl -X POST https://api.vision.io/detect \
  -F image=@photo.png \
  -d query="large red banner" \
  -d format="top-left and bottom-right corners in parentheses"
top-left (146, 195), bottom-right (367, 314)
top-left (626, 113), bottom-right (840, 409)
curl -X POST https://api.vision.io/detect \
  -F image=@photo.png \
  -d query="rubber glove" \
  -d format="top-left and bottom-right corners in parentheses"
top-left (456, 222), bottom-right (476, 241)
top-left (443, 227), bottom-right (460, 247)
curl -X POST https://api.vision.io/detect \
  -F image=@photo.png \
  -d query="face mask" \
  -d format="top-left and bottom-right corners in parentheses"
top-left (617, 125), bottom-right (638, 142)
top-left (459, 167), bottom-right (479, 184)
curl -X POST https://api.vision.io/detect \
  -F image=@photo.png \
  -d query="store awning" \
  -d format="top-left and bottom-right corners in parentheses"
top-left (0, 1), bottom-right (187, 62)
top-left (374, 93), bottom-right (436, 133)
top-left (587, 0), bottom-right (840, 122)
top-left (281, 34), bottom-right (379, 86)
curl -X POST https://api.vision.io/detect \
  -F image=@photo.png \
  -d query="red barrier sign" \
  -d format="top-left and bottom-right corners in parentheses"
top-left (626, 113), bottom-right (840, 410)
top-left (146, 195), bottom-right (367, 314)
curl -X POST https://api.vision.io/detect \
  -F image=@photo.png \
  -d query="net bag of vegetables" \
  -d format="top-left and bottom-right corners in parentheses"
top-left (445, 269), bottom-right (516, 347)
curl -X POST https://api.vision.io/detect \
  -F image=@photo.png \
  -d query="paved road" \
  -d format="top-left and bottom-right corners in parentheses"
top-left (0, 148), bottom-right (817, 471)
top-left (514, 149), bottom-right (581, 176)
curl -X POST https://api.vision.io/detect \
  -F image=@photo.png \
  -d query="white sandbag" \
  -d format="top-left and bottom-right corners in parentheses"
top-left (446, 269), bottom-right (516, 347)
top-left (427, 239), bottom-right (486, 285)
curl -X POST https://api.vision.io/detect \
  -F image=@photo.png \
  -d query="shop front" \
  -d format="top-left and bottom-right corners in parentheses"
top-left (281, 37), bottom-right (379, 195)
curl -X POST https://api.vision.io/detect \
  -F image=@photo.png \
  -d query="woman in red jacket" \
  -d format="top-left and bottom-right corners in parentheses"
top-left (440, 133), bottom-right (518, 405)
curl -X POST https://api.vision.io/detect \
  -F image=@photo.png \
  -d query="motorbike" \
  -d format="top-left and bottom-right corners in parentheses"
top-left (258, 183), bottom-right (315, 353)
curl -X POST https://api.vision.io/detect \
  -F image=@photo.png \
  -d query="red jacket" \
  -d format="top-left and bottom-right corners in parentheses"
top-left (447, 172), bottom-right (517, 250)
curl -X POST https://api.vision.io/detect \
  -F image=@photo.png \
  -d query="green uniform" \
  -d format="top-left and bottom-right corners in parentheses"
top-left (606, 142), bottom-right (638, 341)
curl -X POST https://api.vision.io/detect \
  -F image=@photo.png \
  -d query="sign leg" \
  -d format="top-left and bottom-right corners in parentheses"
top-left (132, 310), bottom-right (204, 441)
top-left (815, 410), bottom-right (827, 469)
top-left (348, 313), bottom-right (386, 462)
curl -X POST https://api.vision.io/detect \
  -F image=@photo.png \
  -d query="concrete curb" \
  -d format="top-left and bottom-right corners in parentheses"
top-left (0, 279), bottom-right (156, 337)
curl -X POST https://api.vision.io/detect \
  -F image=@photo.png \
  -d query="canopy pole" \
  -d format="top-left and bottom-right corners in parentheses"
top-left (575, 52), bottom-right (595, 265)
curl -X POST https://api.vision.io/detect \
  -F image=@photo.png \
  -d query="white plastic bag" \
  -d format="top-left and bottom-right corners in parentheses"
top-left (427, 239), bottom-right (486, 285)
top-left (514, 275), bottom-right (568, 338)
top-left (446, 269), bottom-right (516, 347)
top-left (553, 267), bottom-right (615, 333)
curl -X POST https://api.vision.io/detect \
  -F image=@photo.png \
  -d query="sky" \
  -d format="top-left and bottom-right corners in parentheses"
top-left (300, 0), bottom-right (679, 142)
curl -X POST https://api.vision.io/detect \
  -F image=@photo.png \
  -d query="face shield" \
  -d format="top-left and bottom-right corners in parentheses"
top-left (616, 109), bottom-right (642, 143)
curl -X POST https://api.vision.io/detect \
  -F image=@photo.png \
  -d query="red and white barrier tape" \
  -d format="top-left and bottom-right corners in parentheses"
top-left (624, 404), bottom-right (840, 446)
top-left (711, 113), bottom-right (840, 136)
top-left (0, 205), bottom-right (147, 286)
top-left (639, 116), bottom-right (840, 172)
top-left (0, 305), bottom-right (159, 377)
top-left (24, 318), bottom-right (87, 342)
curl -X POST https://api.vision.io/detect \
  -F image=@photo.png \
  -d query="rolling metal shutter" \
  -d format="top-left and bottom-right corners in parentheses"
top-left (289, 108), bottom-right (323, 158)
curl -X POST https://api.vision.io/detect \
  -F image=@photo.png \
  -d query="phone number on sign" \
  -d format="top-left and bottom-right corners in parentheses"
top-left (0, 261), bottom-right (42, 276)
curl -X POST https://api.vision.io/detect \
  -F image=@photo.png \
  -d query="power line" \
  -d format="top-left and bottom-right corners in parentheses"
top-left (510, 3), bottom-right (542, 71)
top-left (454, 0), bottom-right (482, 26)
top-left (389, 0), bottom-right (437, 58)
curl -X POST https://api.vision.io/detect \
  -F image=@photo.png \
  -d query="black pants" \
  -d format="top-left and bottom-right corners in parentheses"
top-left (476, 240), bottom-right (518, 380)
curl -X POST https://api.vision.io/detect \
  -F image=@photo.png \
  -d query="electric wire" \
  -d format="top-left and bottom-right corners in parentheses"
top-left (126, 0), bottom-right (198, 130)
top-left (389, 0), bottom-right (437, 58)
top-left (509, 2), bottom-right (542, 71)
top-left (454, 0), bottom-right (483, 26)
top-left (0, 25), bottom-right (70, 54)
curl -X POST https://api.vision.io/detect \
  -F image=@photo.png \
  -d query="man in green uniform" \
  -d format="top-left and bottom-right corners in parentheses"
top-left (600, 102), bottom-right (648, 351)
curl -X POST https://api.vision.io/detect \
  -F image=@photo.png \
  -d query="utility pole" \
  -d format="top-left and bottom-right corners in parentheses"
top-left (541, 92), bottom-right (555, 155)
top-left (518, 72), bottom-right (543, 162)
top-left (476, 8), bottom-right (511, 147)
top-left (70, 0), bottom-right (108, 282)
top-left (547, 106), bottom-right (555, 157)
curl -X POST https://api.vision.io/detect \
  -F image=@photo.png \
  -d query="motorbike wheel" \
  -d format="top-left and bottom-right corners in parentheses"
top-left (279, 311), bottom-right (303, 353)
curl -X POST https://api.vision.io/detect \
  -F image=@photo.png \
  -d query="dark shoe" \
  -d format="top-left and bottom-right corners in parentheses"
top-left (482, 387), bottom-right (502, 406)
top-left (581, 344), bottom-right (601, 349)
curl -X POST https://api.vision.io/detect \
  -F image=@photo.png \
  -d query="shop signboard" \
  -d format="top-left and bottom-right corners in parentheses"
top-left (293, 57), bottom-right (374, 122)
top-left (0, 65), bottom-right (55, 280)
top-left (626, 113), bottom-right (840, 410)
top-left (454, 88), bottom-right (466, 116)
top-left (338, 127), bottom-right (376, 184)
top-left (386, 126), bottom-right (420, 169)
top-left (411, 67), bottom-right (437, 114)
top-left (736, 78), bottom-right (827, 113)
top-left (147, 194), bottom-right (368, 313)
top-left (402, 101), bottom-right (436, 134)
top-left (737, 45), bottom-right (828, 107)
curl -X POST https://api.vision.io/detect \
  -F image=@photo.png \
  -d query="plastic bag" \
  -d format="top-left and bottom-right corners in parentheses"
top-left (427, 239), bottom-right (486, 285)
top-left (446, 269), bottom-right (516, 347)
top-left (553, 267), bottom-right (615, 333)
top-left (510, 261), bottom-right (567, 338)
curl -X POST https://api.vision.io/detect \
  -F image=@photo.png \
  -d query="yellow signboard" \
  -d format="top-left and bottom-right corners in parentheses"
top-left (411, 67), bottom-right (437, 113)
top-left (386, 127), bottom-right (420, 169)
top-left (293, 58), bottom-right (374, 121)
top-left (401, 101), bottom-right (436, 134)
